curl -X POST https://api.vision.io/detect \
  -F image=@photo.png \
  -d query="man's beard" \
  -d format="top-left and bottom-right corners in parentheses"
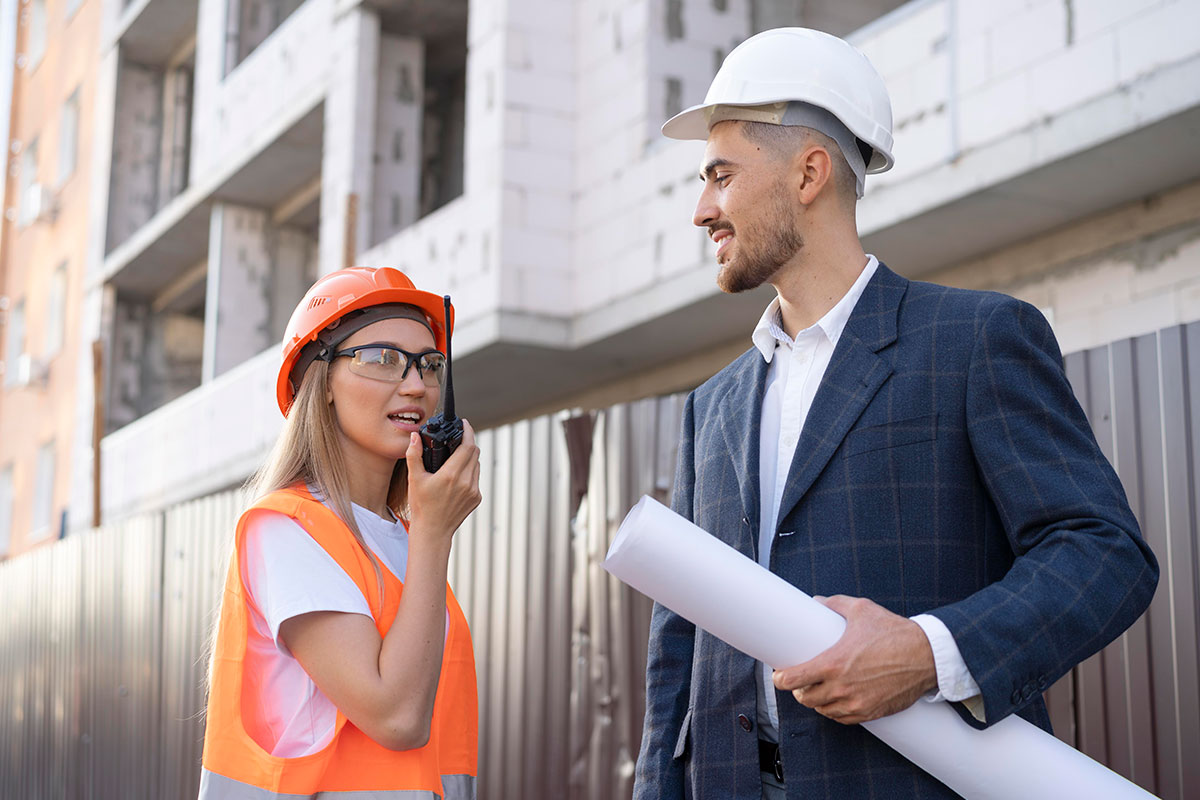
top-left (715, 193), bottom-right (804, 294)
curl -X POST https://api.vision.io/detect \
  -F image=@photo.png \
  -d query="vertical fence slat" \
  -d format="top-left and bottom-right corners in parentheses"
top-left (1156, 325), bottom-right (1197, 800)
top-left (1179, 323), bottom-right (1200, 799)
top-left (546, 412), bottom-right (573, 799)
top-left (521, 415), bottom-right (551, 800)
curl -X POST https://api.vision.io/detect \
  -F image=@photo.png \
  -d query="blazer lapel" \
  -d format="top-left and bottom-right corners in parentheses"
top-left (716, 350), bottom-right (769, 557)
top-left (774, 264), bottom-right (907, 528)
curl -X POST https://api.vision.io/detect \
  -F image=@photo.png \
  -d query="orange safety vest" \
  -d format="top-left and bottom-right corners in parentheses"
top-left (199, 486), bottom-right (478, 799)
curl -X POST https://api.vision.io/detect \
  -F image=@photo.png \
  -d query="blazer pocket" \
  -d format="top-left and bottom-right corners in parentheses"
top-left (673, 706), bottom-right (693, 760)
top-left (846, 413), bottom-right (938, 456)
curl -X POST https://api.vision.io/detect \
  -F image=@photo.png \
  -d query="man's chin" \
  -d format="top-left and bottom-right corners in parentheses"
top-left (717, 262), bottom-right (766, 294)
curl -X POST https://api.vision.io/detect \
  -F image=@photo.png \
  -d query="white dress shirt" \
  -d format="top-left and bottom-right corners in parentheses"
top-left (753, 255), bottom-right (981, 740)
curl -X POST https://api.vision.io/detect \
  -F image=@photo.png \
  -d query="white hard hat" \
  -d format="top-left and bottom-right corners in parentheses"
top-left (662, 27), bottom-right (895, 175)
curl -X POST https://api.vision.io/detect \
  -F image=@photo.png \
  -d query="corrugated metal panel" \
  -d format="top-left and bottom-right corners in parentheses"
top-left (90, 513), bottom-right (164, 800)
top-left (446, 412), bottom-right (577, 799)
top-left (1061, 321), bottom-right (1200, 799)
top-left (0, 323), bottom-right (1195, 799)
top-left (158, 490), bottom-right (242, 799)
top-left (569, 396), bottom-right (682, 800)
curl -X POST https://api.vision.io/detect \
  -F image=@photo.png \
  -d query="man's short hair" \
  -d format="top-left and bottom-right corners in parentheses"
top-left (739, 121), bottom-right (858, 208)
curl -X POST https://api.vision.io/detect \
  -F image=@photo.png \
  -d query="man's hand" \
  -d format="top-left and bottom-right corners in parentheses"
top-left (772, 595), bottom-right (938, 725)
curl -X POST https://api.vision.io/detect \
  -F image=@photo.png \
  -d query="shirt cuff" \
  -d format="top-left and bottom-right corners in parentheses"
top-left (910, 613), bottom-right (982, 704)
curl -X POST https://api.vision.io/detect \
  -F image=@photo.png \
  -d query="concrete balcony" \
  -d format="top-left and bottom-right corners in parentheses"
top-left (100, 347), bottom-right (281, 520)
top-left (853, 0), bottom-right (1200, 275)
top-left (107, 0), bottom-right (197, 65)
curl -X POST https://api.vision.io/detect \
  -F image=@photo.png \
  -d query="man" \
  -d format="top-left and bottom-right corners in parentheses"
top-left (634, 28), bottom-right (1158, 800)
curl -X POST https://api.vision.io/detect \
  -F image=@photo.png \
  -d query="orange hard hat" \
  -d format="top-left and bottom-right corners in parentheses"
top-left (276, 266), bottom-right (453, 416)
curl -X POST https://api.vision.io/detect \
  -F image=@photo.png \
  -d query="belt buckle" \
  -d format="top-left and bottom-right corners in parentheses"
top-left (773, 745), bottom-right (784, 783)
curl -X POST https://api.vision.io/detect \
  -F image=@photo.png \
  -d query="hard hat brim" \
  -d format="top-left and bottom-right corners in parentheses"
top-left (661, 100), bottom-right (894, 173)
top-left (661, 104), bottom-right (714, 141)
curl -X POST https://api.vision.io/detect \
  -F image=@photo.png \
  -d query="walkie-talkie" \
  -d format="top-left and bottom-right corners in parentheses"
top-left (420, 295), bottom-right (463, 473)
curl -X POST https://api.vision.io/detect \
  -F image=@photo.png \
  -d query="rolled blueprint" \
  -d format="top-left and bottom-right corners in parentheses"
top-left (604, 496), bottom-right (1157, 800)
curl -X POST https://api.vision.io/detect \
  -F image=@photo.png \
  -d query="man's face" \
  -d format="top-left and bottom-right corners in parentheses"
top-left (693, 122), bottom-right (804, 293)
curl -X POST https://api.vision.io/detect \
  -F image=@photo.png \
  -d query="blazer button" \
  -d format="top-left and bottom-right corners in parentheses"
top-left (738, 714), bottom-right (753, 732)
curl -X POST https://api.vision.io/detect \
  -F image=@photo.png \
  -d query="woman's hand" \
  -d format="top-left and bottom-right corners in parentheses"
top-left (404, 419), bottom-right (482, 543)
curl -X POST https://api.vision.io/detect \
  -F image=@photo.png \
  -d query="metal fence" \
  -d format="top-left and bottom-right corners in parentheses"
top-left (1052, 322), bottom-right (1200, 799)
top-left (1, 324), bottom-right (1196, 799)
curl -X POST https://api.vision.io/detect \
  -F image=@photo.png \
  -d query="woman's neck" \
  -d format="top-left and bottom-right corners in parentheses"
top-left (341, 458), bottom-right (395, 520)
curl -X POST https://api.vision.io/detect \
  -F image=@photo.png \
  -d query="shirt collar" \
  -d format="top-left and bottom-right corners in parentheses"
top-left (751, 255), bottom-right (879, 363)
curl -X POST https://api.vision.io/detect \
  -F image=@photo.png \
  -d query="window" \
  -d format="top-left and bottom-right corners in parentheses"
top-left (57, 89), bottom-right (79, 186)
top-left (0, 466), bottom-right (13, 556)
top-left (46, 263), bottom-right (67, 357)
top-left (4, 300), bottom-right (26, 386)
top-left (29, 0), bottom-right (47, 72)
top-left (31, 442), bottom-right (55, 539)
top-left (18, 138), bottom-right (38, 227)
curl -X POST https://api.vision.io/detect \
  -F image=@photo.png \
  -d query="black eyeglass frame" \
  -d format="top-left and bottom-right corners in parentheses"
top-left (330, 344), bottom-right (446, 384)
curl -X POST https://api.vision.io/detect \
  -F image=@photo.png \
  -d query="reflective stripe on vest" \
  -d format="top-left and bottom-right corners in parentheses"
top-left (199, 769), bottom-right (478, 799)
top-left (200, 487), bottom-right (478, 798)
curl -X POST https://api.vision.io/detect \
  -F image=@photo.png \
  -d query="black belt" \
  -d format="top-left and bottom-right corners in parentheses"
top-left (758, 739), bottom-right (784, 782)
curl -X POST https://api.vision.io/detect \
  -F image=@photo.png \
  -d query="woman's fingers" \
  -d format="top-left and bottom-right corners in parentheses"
top-left (406, 420), bottom-right (482, 537)
top-left (406, 432), bottom-right (426, 476)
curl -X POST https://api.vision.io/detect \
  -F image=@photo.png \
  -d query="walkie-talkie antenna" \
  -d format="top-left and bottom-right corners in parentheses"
top-left (420, 293), bottom-right (464, 473)
top-left (441, 294), bottom-right (455, 419)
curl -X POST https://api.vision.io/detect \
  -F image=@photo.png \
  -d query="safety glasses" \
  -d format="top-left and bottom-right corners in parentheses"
top-left (333, 345), bottom-right (446, 387)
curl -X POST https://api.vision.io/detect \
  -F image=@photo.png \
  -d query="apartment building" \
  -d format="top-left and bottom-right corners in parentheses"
top-left (0, 0), bottom-right (99, 558)
top-left (5, 0), bottom-right (1190, 532)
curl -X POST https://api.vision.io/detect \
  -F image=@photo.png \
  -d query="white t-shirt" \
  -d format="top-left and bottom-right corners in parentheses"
top-left (239, 500), bottom-right (412, 758)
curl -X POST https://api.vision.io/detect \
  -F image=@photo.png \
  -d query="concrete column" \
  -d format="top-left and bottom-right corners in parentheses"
top-left (68, 45), bottom-right (119, 531)
top-left (371, 35), bottom-right (424, 244)
top-left (203, 203), bottom-right (273, 381)
top-left (156, 64), bottom-right (193, 207)
top-left (109, 296), bottom-right (149, 429)
top-left (203, 202), bottom-right (319, 381)
top-left (190, 0), bottom-right (230, 177)
top-left (318, 7), bottom-right (379, 273)
top-left (106, 60), bottom-right (162, 250)
top-left (66, 285), bottom-right (108, 531)
top-left (268, 225), bottom-right (319, 338)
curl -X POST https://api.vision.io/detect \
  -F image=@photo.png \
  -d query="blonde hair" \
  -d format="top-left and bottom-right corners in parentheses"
top-left (249, 358), bottom-right (410, 597)
top-left (204, 346), bottom-right (411, 702)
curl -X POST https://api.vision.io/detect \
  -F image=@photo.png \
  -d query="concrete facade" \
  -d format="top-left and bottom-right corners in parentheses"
top-left (26, 0), bottom-right (1198, 526)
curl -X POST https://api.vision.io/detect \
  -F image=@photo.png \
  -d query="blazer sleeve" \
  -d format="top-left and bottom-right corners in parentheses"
top-left (633, 391), bottom-right (698, 799)
top-left (929, 297), bottom-right (1158, 727)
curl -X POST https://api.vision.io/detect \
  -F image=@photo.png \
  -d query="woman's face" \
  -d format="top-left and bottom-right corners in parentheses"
top-left (327, 317), bottom-right (442, 474)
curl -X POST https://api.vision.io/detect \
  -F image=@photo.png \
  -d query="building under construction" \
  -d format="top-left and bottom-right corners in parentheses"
top-left (1, 0), bottom-right (1199, 797)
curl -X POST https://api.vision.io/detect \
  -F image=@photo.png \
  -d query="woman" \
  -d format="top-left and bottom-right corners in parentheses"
top-left (200, 266), bottom-right (481, 799)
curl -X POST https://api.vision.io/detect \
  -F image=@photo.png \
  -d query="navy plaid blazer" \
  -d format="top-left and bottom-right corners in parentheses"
top-left (633, 264), bottom-right (1158, 799)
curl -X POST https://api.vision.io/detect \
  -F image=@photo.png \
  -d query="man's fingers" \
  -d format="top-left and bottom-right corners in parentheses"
top-left (817, 594), bottom-right (857, 615)
top-left (773, 664), bottom-right (819, 691)
top-left (815, 704), bottom-right (863, 725)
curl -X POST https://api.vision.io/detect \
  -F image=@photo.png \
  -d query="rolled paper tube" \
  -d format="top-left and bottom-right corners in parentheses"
top-left (604, 496), bottom-right (1157, 800)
